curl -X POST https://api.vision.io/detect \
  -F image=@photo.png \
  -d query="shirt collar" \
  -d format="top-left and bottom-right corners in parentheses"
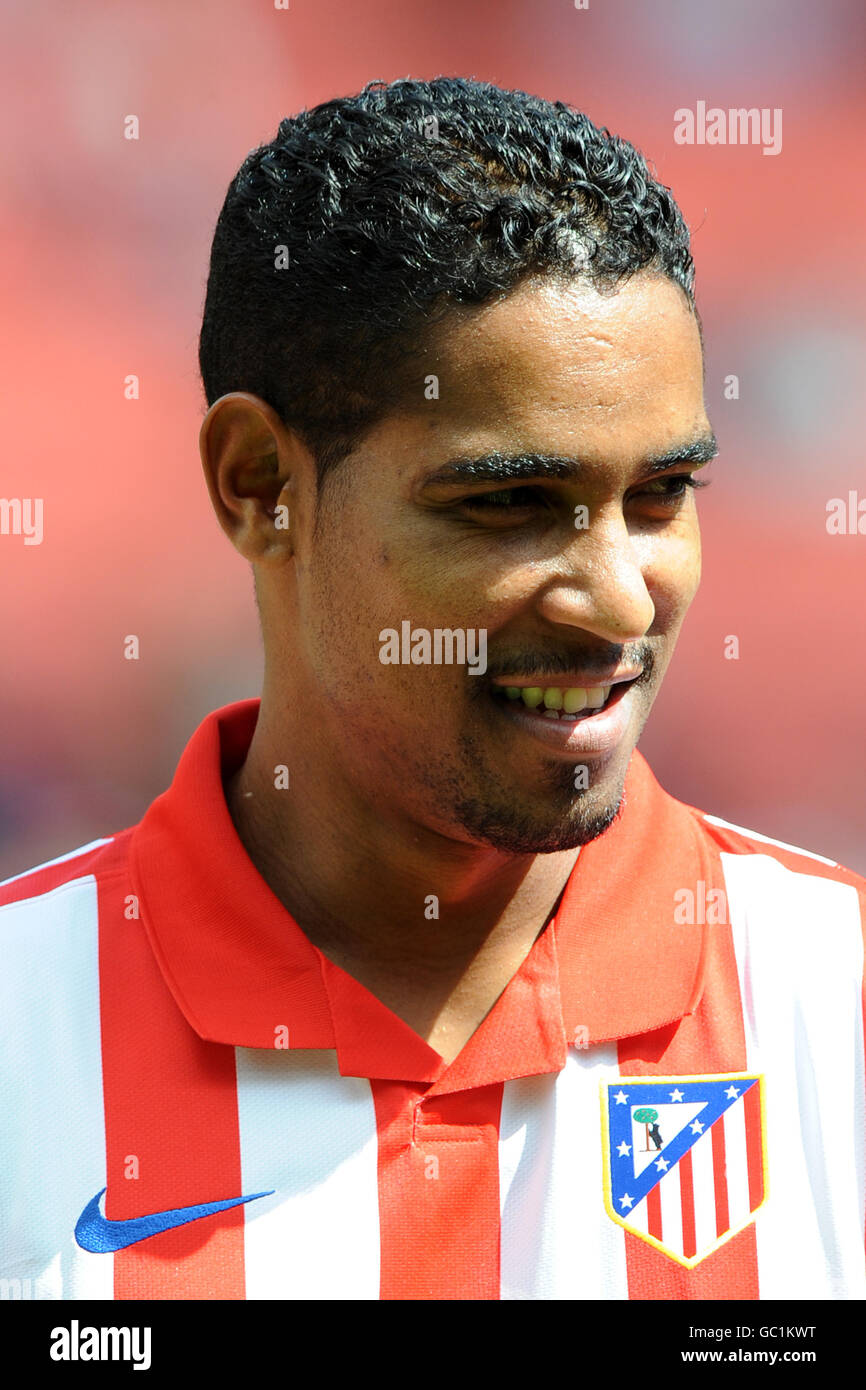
top-left (131, 700), bottom-right (709, 1089)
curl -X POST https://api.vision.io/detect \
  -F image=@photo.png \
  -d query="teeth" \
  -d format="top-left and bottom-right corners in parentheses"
top-left (501, 684), bottom-right (614, 716)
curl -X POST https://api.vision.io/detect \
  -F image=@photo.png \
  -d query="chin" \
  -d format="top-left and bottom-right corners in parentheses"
top-left (452, 785), bottom-right (626, 855)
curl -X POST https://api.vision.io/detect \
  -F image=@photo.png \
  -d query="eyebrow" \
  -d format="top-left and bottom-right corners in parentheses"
top-left (421, 435), bottom-right (719, 487)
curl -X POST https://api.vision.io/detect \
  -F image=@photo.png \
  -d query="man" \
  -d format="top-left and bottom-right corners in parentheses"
top-left (2, 76), bottom-right (864, 1301)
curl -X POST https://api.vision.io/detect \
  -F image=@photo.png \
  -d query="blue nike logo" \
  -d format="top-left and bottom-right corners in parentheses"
top-left (74, 1187), bottom-right (274, 1253)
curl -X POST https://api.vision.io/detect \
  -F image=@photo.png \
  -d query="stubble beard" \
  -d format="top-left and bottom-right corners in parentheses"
top-left (442, 733), bottom-right (629, 854)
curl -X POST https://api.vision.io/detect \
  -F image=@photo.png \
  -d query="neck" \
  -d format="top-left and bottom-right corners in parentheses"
top-left (225, 697), bottom-right (580, 978)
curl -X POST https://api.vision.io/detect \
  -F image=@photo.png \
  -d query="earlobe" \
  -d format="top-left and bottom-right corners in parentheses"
top-left (232, 486), bottom-right (296, 563)
top-left (223, 471), bottom-right (297, 565)
top-left (252, 481), bottom-right (295, 563)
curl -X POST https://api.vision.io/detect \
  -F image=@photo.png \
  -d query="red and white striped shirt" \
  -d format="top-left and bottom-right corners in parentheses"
top-left (1, 699), bottom-right (864, 1299)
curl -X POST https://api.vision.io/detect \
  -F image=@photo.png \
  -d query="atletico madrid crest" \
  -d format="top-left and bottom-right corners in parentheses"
top-left (600, 1073), bottom-right (767, 1267)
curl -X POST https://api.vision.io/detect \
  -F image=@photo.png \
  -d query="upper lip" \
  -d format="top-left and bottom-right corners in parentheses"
top-left (490, 668), bottom-right (643, 689)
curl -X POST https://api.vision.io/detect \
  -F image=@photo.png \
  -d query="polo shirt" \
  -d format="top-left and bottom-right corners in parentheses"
top-left (1, 698), bottom-right (864, 1300)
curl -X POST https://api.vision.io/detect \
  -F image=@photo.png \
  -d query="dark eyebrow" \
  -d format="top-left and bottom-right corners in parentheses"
top-left (421, 435), bottom-right (719, 487)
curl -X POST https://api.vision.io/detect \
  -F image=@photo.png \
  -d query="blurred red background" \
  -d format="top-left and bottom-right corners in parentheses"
top-left (1, 0), bottom-right (864, 876)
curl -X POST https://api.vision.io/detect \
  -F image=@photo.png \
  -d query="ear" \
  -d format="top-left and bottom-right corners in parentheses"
top-left (198, 392), bottom-right (316, 563)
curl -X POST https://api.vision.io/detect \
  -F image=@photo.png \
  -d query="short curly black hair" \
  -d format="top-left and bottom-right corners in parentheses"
top-left (198, 76), bottom-right (695, 483)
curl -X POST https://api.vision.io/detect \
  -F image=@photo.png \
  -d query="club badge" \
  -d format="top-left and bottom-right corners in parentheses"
top-left (601, 1072), bottom-right (767, 1267)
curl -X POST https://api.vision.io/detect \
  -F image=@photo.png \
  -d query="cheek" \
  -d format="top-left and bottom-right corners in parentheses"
top-left (304, 537), bottom-right (444, 699)
top-left (679, 520), bottom-right (702, 599)
top-left (641, 524), bottom-right (701, 629)
top-left (300, 548), bottom-right (374, 681)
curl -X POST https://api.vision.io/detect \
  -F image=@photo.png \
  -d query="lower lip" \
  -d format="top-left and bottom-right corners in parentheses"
top-left (489, 681), bottom-right (637, 756)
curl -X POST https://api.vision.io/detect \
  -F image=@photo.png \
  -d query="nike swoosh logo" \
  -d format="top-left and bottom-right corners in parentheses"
top-left (74, 1187), bottom-right (275, 1253)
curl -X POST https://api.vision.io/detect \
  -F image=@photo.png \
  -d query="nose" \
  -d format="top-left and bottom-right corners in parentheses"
top-left (534, 509), bottom-right (656, 644)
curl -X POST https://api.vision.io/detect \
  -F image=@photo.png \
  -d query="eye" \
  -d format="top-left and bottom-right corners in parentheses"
top-left (634, 474), bottom-right (711, 504)
top-left (459, 486), bottom-right (548, 511)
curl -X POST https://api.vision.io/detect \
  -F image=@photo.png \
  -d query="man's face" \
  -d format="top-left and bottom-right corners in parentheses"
top-left (273, 272), bottom-right (713, 854)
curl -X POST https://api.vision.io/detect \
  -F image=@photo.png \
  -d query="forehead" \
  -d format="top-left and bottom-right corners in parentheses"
top-left (408, 272), bottom-right (707, 461)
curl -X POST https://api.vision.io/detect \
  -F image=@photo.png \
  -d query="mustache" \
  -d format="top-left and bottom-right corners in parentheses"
top-left (480, 642), bottom-right (656, 685)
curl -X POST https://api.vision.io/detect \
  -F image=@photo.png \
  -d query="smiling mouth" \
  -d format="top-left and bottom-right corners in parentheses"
top-left (488, 680), bottom-right (632, 721)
